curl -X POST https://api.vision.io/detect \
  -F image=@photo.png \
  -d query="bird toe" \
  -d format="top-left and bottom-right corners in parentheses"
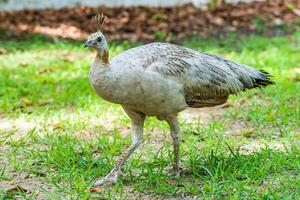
top-left (92, 170), bottom-right (119, 187)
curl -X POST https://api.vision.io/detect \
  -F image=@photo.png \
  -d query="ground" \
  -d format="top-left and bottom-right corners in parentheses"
top-left (0, 32), bottom-right (300, 199)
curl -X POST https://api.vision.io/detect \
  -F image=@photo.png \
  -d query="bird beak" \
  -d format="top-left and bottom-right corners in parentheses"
top-left (84, 42), bottom-right (89, 48)
top-left (84, 40), bottom-right (91, 48)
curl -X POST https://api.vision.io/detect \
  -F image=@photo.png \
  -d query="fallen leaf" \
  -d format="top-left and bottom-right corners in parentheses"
top-left (258, 183), bottom-right (266, 194)
top-left (36, 67), bottom-right (56, 75)
top-left (239, 129), bottom-right (255, 138)
top-left (211, 16), bottom-right (225, 26)
top-left (21, 98), bottom-right (34, 106)
top-left (92, 152), bottom-right (101, 159)
top-left (90, 187), bottom-right (101, 193)
top-left (0, 0), bottom-right (299, 42)
top-left (166, 179), bottom-right (177, 185)
top-left (49, 123), bottom-right (63, 130)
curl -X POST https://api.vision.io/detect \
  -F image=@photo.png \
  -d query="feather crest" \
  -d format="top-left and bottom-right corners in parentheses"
top-left (94, 13), bottom-right (109, 31)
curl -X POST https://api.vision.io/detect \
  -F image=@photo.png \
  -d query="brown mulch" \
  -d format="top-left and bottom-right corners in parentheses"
top-left (0, 0), bottom-right (300, 41)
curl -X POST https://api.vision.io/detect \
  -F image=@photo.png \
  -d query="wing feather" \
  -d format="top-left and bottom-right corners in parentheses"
top-left (144, 43), bottom-right (273, 106)
top-left (112, 42), bottom-right (274, 107)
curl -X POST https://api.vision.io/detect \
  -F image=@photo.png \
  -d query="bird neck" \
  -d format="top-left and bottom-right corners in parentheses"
top-left (96, 49), bottom-right (109, 66)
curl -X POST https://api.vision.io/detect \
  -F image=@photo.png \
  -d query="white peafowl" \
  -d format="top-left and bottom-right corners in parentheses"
top-left (85, 14), bottom-right (274, 186)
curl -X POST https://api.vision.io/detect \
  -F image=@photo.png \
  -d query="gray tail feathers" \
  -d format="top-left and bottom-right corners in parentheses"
top-left (238, 65), bottom-right (275, 90)
top-left (250, 70), bottom-right (275, 89)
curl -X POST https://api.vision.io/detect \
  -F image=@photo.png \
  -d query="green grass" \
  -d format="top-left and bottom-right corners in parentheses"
top-left (0, 32), bottom-right (299, 199)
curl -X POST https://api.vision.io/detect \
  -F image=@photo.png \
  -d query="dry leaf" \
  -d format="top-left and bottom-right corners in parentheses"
top-left (49, 123), bottom-right (63, 130)
top-left (212, 17), bottom-right (225, 26)
top-left (90, 187), bottom-right (101, 193)
top-left (36, 67), bottom-right (56, 75)
top-left (239, 129), bottom-right (255, 138)
top-left (0, 0), bottom-right (299, 42)
top-left (92, 152), bottom-right (101, 159)
top-left (166, 179), bottom-right (177, 185)
top-left (21, 98), bottom-right (34, 106)
top-left (258, 183), bottom-right (266, 194)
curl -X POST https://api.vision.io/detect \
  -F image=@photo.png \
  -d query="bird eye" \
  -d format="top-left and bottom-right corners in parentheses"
top-left (97, 37), bottom-right (102, 42)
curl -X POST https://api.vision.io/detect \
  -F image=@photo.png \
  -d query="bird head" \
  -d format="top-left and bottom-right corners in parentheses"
top-left (85, 31), bottom-right (107, 51)
top-left (84, 13), bottom-right (109, 55)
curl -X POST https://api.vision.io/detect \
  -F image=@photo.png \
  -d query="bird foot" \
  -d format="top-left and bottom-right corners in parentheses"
top-left (173, 165), bottom-right (182, 177)
top-left (174, 170), bottom-right (180, 177)
top-left (173, 168), bottom-right (180, 177)
top-left (92, 169), bottom-right (120, 187)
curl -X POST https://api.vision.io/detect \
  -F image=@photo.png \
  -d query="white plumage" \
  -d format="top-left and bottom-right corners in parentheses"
top-left (85, 32), bottom-right (274, 186)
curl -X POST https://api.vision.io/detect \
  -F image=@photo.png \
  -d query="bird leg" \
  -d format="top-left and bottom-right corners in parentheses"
top-left (165, 116), bottom-right (181, 176)
top-left (92, 108), bottom-right (145, 187)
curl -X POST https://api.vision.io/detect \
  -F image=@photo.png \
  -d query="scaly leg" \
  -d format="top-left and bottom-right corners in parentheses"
top-left (92, 108), bottom-right (145, 186)
top-left (165, 116), bottom-right (180, 176)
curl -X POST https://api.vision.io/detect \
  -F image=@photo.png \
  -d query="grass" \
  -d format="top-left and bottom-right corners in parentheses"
top-left (0, 31), bottom-right (299, 199)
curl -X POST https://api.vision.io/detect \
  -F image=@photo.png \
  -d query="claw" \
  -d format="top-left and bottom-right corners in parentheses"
top-left (173, 165), bottom-right (182, 177)
top-left (173, 169), bottom-right (180, 177)
top-left (92, 169), bottom-right (119, 187)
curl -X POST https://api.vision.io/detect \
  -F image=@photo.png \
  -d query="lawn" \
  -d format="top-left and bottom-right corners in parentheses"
top-left (0, 32), bottom-right (300, 199)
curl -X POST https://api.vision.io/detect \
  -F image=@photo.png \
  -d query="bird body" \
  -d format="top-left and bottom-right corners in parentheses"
top-left (90, 42), bottom-right (272, 117)
top-left (85, 27), bottom-right (273, 187)
top-left (90, 51), bottom-right (187, 116)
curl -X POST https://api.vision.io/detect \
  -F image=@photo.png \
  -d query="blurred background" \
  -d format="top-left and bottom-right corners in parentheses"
top-left (0, 0), bottom-right (300, 199)
top-left (1, 0), bottom-right (300, 41)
